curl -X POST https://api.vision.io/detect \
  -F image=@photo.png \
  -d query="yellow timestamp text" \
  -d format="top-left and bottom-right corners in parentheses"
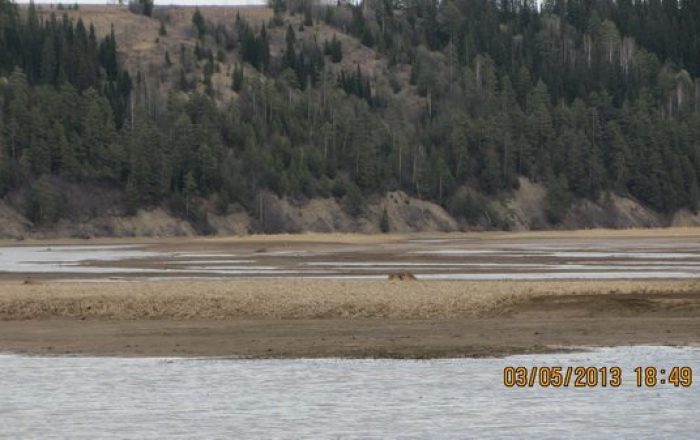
top-left (503, 366), bottom-right (693, 388)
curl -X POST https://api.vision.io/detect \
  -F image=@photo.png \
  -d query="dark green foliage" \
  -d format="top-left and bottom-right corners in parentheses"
top-left (202, 52), bottom-right (216, 95)
top-left (323, 34), bottom-right (343, 63)
top-left (192, 8), bottom-right (206, 38)
top-left (545, 175), bottom-right (573, 225)
top-left (379, 207), bottom-right (390, 233)
top-left (343, 182), bottom-right (363, 216)
top-left (27, 175), bottom-right (63, 224)
top-left (0, 4), bottom-right (130, 127)
top-left (142, 0), bottom-right (153, 17)
top-left (303, 6), bottom-right (313, 27)
top-left (338, 66), bottom-right (372, 105)
top-left (128, 0), bottom-right (153, 17)
top-left (270, 0), bottom-right (287, 26)
top-left (184, 171), bottom-right (197, 217)
top-left (2, 0), bottom-right (700, 229)
top-left (448, 191), bottom-right (489, 225)
top-left (237, 18), bottom-right (270, 71)
top-left (281, 24), bottom-right (325, 89)
top-left (194, 41), bottom-right (205, 61)
top-left (179, 68), bottom-right (192, 91)
top-left (231, 63), bottom-right (244, 92)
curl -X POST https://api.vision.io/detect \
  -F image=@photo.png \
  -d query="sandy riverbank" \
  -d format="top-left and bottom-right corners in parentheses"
top-left (1, 279), bottom-right (698, 358)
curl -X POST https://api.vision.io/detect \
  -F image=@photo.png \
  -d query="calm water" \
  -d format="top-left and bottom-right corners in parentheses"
top-left (2, 235), bottom-right (700, 280)
top-left (1, 346), bottom-right (698, 438)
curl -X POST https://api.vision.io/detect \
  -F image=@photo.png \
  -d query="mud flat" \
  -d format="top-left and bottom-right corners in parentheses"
top-left (1, 279), bottom-right (698, 358)
top-left (2, 229), bottom-right (700, 358)
top-left (2, 228), bottom-right (700, 281)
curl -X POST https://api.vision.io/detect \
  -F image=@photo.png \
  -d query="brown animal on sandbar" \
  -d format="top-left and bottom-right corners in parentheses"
top-left (388, 272), bottom-right (417, 281)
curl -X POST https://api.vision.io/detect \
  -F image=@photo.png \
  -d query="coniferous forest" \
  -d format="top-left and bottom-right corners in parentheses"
top-left (1, 0), bottom-right (700, 231)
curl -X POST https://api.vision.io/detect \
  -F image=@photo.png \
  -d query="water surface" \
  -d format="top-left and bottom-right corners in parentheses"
top-left (1, 346), bottom-right (698, 438)
top-left (2, 234), bottom-right (700, 280)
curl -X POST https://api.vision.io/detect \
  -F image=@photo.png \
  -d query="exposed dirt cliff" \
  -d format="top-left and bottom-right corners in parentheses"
top-left (1, 180), bottom-right (698, 238)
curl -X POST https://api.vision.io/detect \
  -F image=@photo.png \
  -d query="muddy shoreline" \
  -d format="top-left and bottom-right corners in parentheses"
top-left (4, 229), bottom-right (700, 281)
top-left (2, 229), bottom-right (700, 358)
top-left (1, 281), bottom-right (698, 358)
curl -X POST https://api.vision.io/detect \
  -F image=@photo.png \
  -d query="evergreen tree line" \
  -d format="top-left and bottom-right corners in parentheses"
top-left (0, 1), bottom-right (131, 118)
top-left (319, 0), bottom-right (700, 217)
top-left (0, 1), bottom-right (133, 217)
top-left (2, 0), bottom-right (700, 229)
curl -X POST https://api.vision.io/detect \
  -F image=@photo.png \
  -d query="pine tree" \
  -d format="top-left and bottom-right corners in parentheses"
top-left (231, 63), bottom-right (244, 92)
top-left (284, 25), bottom-right (297, 70)
top-left (545, 174), bottom-right (572, 224)
top-left (142, 0), bottom-right (153, 17)
top-left (304, 6), bottom-right (313, 27)
top-left (0, 123), bottom-right (8, 196)
top-left (192, 8), bottom-right (206, 38)
top-left (343, 181), bottom-right (363, 216)
top-left (525, 81), bottom-right (554, 178)
top-left (355, 113), bottom-right (379, 191)
top-left (184, 171), bottom-right (197, 217)
top-left (40, 36), bottom-right (57, 84)
top-left (27, 175), bottom-right (63, 224)
top-left (379, 207), bottom-right (390, 233)
top-left (324, 34), bottom-right (342, 63)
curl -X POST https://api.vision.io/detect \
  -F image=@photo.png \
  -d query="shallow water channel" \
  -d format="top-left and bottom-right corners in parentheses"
top-left (1, 234), bottom-right (699, 280)
top-left (0, 346), bottom-right (698, 438)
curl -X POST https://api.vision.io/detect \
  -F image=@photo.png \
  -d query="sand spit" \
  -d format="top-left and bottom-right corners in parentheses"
top-left (1, 279), bottom-right (699, 357)
top-left (2, 226), bottom-right (700, 248)
top-left (0, 279), bottom-right (697, 321)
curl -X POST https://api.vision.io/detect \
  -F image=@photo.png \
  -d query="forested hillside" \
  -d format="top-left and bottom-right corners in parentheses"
top-left (1, 0), bottom-right (700, 235)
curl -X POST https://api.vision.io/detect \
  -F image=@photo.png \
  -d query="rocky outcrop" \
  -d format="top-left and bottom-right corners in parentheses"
top-left (0, 182), bottom-right (697, 239)
top-left (103, 209), bottom-right (196, 237)
top-left (0, 201), bottom-right (31, 239)
top-left (48, 209), bottom-right (196, 238)
top-left (671, 209), bottom-right (700, 227)
top-left (206, 211), bottom-right (253, 236)
top-left (378, 191), bottom-right (459, 233)
top-left (562, 193), bottom-right (663, 229)
top-left (253, 190), bottom-right (458, 234)
top-left (503, 178), bottom-right (549, 230)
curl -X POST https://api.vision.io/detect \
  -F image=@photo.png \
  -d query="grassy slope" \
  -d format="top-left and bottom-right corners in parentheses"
top-left (38, 4), bottom-right (423, 112)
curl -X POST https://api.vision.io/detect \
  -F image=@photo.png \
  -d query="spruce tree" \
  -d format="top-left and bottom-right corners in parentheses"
top-left (231, 63), bottom-right (244, 92)
top-left (379, 207), bottom-right (390, 233)
top-left (192, 8), bottom-right (206, 38)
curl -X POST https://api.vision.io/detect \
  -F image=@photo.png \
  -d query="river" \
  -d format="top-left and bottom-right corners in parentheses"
top-left (1, 346), bottom-right (698, 438)
top-left (1, 234), bottom-right (700, 280)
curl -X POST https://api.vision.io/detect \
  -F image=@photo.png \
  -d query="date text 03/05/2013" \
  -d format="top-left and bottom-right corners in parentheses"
top-left (503, 366), bottom-right (693, 388)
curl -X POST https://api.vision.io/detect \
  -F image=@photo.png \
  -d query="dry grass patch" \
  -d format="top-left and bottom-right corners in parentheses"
top-left (486, 227), bottom-right (700, 240)
top-left (0, 279), bottom-right (697, 321)
top-left (4, 226), bottom-right (699, 247)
